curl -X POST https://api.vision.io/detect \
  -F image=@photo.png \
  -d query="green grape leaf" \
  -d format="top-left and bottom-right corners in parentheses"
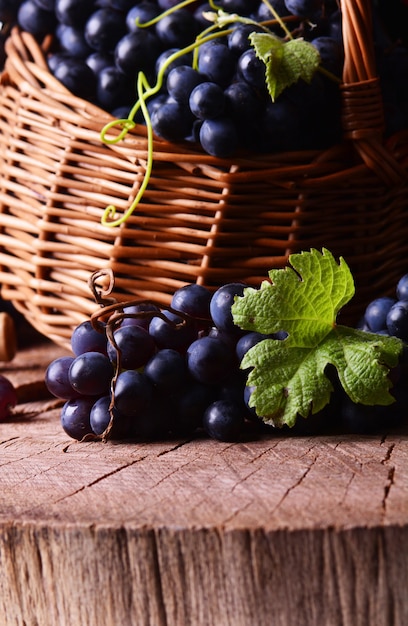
top-left (249, 32), bottom-right (321, 100)
top-left (231, 248), bottom-right (403, 428)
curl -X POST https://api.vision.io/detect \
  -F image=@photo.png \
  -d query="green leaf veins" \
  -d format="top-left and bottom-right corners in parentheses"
top-left (231, 248), bottom-right (403, 428)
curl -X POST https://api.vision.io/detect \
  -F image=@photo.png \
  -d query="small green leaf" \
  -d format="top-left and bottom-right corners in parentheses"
top-left (231, 248), bottom-right (404, 428)
top-left (250, 32), bottom-right (321, 100)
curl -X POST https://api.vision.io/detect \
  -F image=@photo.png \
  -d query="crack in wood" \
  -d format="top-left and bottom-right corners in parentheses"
top-left (381, 440), bottom-right (396, 518)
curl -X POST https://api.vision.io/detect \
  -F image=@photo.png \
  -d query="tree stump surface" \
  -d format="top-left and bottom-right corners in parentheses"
top-left (0, 339), bottom-right (407, 626)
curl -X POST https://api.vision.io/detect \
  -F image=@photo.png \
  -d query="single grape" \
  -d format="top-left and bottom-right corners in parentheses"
top-left (155, 8), bottom-right (200, 49)
top-left (114, 29), bottom-right (162, 78)
top-left (396, 274), bottom-right (408, 301)
top-left (45, 356), bottom-right (81, 400)
top-left (90, 394), bottom-right (133, 438)
top-left (363, 296), bottom-right (396, 333)
top-left (126, 2), bottom-right (160, 32)
top-left (17, 0), bottom-right (57, 39)
top-left (235, 331), bottom-right (269, 362)
top-left (107, 324), bottom-right (156, 370)
top-left (199, 117), bottom-right (238, 157)
top-left (120, 302), bottom-right (161, 330)
top-left (227, 23), bottom-right (263, 56)
top-left (52, 57), bottom-right (97, 101)
top-left (0, 374), bottom-right (17, 421)
top-left (203, 399), bottom-right (245, 441)
top-left (151, 100), bottom-right (194, 142)
top-left (167, 65), bottom-right (206, 105)
top-left (170, 283), bottom-right (212, 322)
top-left (96, 65), bottom-right (134, 112)
top-left (85, 8), bottom-right (127, 53)
top-left (144, 348), bottom-right (188, 394)
top-left (57, 24), bottom-right (93, 59)
top-left (284, 0), bottom-right (321, 19)
top-left (311, 36), bottom-right (344, 77)
top-left (71, 320), bottom-right (107, 356)
top-left (68, 351), bottom-right (113, 396)
top-left (113, 369), bottom-right (153, 418)
top-left (55, 0), bottom-right (94, 26)
top-left (149, 309), bottom-right (198, 353)
top-left (61, 396), bottom-right (95, 440)
top-left (237, 48), bottom-right (266, 90)
top-left (189, 81), bottom-right (226, 120)
top-left (386, 300), bottom-right (408, 340)
top-left (172, 380), bottom-right (217, 434)
top-left (209, 283), bottom-right (247, 334)
top-left (86, 51), bottom-right (114, 75)
top-left (186, 335), bottom-right (237, 385)
top-left (198, 41), bottom-right (236, 88)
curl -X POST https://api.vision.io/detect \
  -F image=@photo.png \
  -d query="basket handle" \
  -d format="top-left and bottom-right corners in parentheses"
top-left (340, 0), bottom-right (406, 185)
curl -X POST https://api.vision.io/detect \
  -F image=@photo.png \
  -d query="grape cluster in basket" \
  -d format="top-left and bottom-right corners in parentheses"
top-left (0, 0), bottom-right (406, 157)
top-left (45, 277), bottom-right (408, 443)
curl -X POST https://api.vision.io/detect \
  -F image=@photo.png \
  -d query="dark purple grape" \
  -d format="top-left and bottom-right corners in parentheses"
top-left (86, 51), bottom-right (114, 74)
top-left (155, 48), bottom-right (193, 82)
top-left (227, 23), bottom-right (263, 56)
top-left (0, 374), bottom-right (17, 421)
top-left (114, 29), bottom-right (162, 78)
top-left (284, 0), bottom-right (321, 18)
top-left (396, 274), bottom-right (408, 301)
top-left (96, 65), bottom-right (135, 111)
top-left (198, 41), bottom-right (236, 87)
top-left (52, 56), bottom-right (97, 101)
top-left (224, 81), bottom-right (263, 124)
top-left (32, 0), bottom-right (54, 10)
top-left (90, 395), bottom-right (133, 438)
top-left (199, 117), bottom-right (238, 157)
top-left (151, 100), bottom-right (194, 142)
top-left (217, 0), bottom-right (258, 15)
top-left (61, 397), bottom-right (95, 440)
top-left (85, 8), bottom-right (127, 53)
top-left (149, 309), bottom-right (198, 353)
top-left (311, 36), bottom-right (344, 77)
top-left (386, 301), bottom-right (408, 340)
top-left (120, 302), bottom-right (161, 330)
top-left (71, 320), bottom-right (107, 356)
top-left (155, 8), bottom-right (200, 49)
top-left (189, 81), bottom-right (226, 120)
top-left (57, 24), bottom-right (93, 58)
top-left (113, 369), bottom-right (153, 418)
top-left (126, 2), bottom-right (160, 31)
top-left (172, 381), bottom-right (217, 434)
top-left (170, 283), bottom-right (212, 322)
top-left (107, 324), bottom-right (156, 370)
top-left (17, 0), bottom-right (57, 39)
top-left (235, 331), bottom-right (269, 362)
top-left (45, 355), bottom-right (81, 400)
top-left (209, 283), bottom-right (247, 334)
top-left (68, 351), bottom-right (113, 396)
top-left (203, 399), bottom-right (245, 441)
top-left (237, 48), bottom-right (266, 90)
top-left (166, 65), bottom-right (207, 104)
top-left (363, 296), bottom-right (396, 333)
top-left (144, 348), bottom-right (187, 394)
top-left (55, 0), bottom-right (94, 26)
top-left (186, 335), bottom-right (237, 385)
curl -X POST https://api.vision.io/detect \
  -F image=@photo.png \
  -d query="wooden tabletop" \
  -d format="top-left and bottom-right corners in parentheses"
top-left (0, 335), bottom-right (407, 626)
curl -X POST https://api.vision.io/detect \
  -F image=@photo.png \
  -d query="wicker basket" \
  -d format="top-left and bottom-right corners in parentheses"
top-left (0, 0), bottom-right (407, 349)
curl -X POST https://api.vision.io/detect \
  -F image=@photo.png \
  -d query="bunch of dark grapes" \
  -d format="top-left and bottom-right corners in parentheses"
top-left (1, 0), bottom-right (406, 156)
top-left (45, 282), bottom-right (278, 442)
top-left (339, 273), bottom-right (408, 434)
top-left (4, 0), bottom-right (347, 156)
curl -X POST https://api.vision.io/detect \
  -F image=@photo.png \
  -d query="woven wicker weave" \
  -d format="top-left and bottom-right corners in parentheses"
top-left (0, 0), bottom-right (407, 349)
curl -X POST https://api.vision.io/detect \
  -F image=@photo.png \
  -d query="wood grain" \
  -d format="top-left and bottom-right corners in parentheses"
top-left (0, 340), bottom-right (407, 626)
